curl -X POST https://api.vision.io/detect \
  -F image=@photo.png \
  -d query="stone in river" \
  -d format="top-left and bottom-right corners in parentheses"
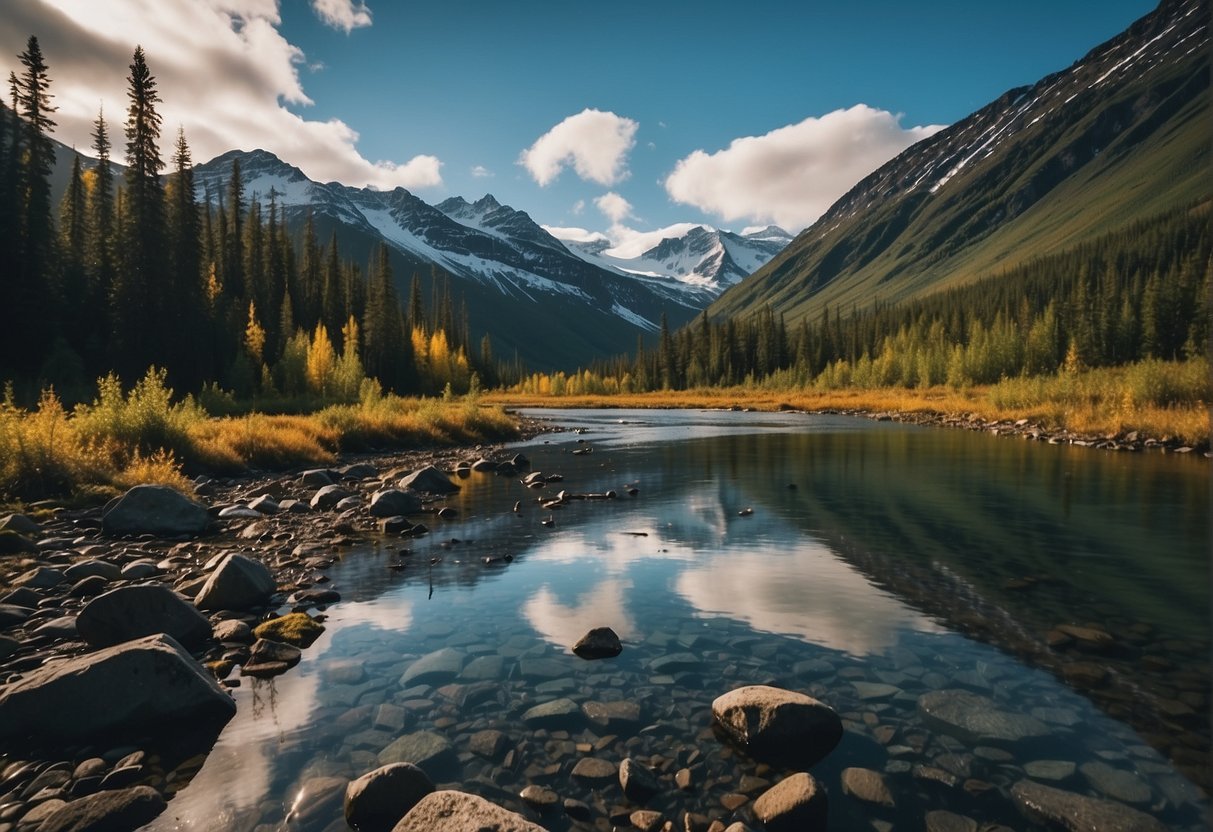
top-left (841, 767), bottom-right (895, 807)
top-left (752, 772), bottom-right (828, 832)
top-left (648, 652), bottom-right (700, 674)
top-left (851, 682), bottom-right (900, 701)
top-left (712, 685), bottom-right (843, 768)
top-left (924, 810), bottom-right (977, 832)
top-left (1011, 779), bottom-right (1167, 832)
top-left (344, 763), bottom-right (434, 832)
top-left (1054, 624), bottom-right (1117, 651)
top-left (459, 654), bottom-right (504, 681)
top-left (573, 626), bottom-right (623, 659)
top-left (517, 656), bottom-right (567, 680)
top-left (572, 757), bottom-right (617, 783)
top-left (102, 484), bottom-right (209, 536)
top-left (377, 731), bottom-right (458, 780)
top-left (254, 612), bottom-right (325, 648)
top-left (619, 758), bottom-right (661, 803)
top-left (0, 633), bottom-right (234, 740)
top-left (582, 700), bottom-right (642, 729)
top-left (630, 809), bottom-right (664, 832)
top-left (468, 729), bottom-right (510, 762)
top-left (286, 776), bottom-right (347, 831)
top-left (1078, 761), bottom-right (1152, 805)
top-left (400, 647), bottom-right (467, 686)
top-left (77, 584), bottom-right (212, 648)
top-left (519, 785), bottom-right (559, 811)
top-left (398, 465), bottom-right (460, 494)
top-left (369, 489), bottom-right (423, 517)
top-left (36, 785), bottom-right (166, 832)
top-left (394, 790), bottom-right (544, 831)
top-left (917, 690), bottom-right (1050, 745)
top-left (1023, 760), bottom-right (1076, 782)
top-left (521, 697), bottom-right (583, 731)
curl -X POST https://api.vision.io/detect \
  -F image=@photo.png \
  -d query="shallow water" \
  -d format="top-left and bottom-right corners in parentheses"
top-left (151, 409), bottom-right (1210, 831)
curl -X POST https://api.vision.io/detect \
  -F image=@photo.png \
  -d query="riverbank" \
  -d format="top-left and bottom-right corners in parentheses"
top-left (487, 381), bottom-right (1211, 455)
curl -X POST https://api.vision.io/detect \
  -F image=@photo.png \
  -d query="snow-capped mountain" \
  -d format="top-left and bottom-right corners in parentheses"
top-left (560, 225), bottom-right (792, 294)
top-left (192, 150), bottom-right (734, 368)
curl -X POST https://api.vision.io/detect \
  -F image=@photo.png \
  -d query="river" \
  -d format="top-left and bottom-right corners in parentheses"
top-left (149, 408), bottom-right (1210, 831)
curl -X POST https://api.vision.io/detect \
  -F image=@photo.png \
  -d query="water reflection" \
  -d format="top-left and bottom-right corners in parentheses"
top-left (524, 578), bottom-right (639, 648)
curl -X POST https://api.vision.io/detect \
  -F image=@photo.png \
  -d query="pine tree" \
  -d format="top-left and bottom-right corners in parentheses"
top-left (58, 151), bottom-right (87, 349)
top-left (166, 128), bottom-right (205, 386)
top-left (113, 45), bottom-right (165, 378)
top-left (224, 156), bottom-right (245, 300)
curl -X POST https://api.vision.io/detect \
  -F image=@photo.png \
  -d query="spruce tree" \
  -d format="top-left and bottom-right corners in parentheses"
top-left (166, 128), bottom-right (205, 386)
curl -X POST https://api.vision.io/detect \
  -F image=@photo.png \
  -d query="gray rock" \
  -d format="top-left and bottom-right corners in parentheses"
top-left (918, 690), bottom-right (1050, 745)
top-left (212, 619), bottom-right (253, 643)
top-left (14, 565), bottom-right (64, 588)
top-left (469, 729), bottom-right (509, 761)
top-left (0, 512), bottom-right (40, 535)
top-left (712, 685), bottom-right (843, 767)
top-left (1078, 761), bottom-right (1152, 805)
top-left (286, 775), bottom-right (347, 831)
top-left (102, 485), bottom-right (209, 536)
top-left (345, 763), bottom-right (434, 832)
top-left (459, 654), bottom-right (504, 681)
top-left (194, 553), bottom-right (276, 610)
top-left (400, 647), bottom-right (467, 686)
top-left (582, 700), bottom-right (642, 729)
top-left (398, 466), bottom-right (459, 494)
top-left (0, 633), bottom-right (234, 739)
top-left (522, 697), bottom-right (583, 730)
top-left (924, 810), bottom-right (977, 832)
top-left (619, 757), bottom-right (660, 803)
top-left (300, 469), bottom-right (335, 486)
top-left (1024, 760), bottom-right (1077, 782)
top-left (121, 559), bottom-right (163, 579)
top-left (77, 584), bottom-right (212, 648)
top-left (648, 651), bottom-right (700, 673)
top-left (310, 484), bottom-right (353, 510)
top-left (0, 529), bottom-right (38, 553)
top-left (378, 731), bottom-right (457, 779)
top-left (218, 505), bottom-right (262, 518)
top-left (64, 559), bottom-right (122, 582)
top-left (243, 638), bottom-right (302, 675)
top-left (1011, 779), bottom-right (1167, 832)
top-left (517, 657), bottom-right (567, 680)
top-left (369, 489), bottom-right (423, 517)
top-left (573, 626), bottom-right (622, 659)
top-left (248, 494), bottom-right (280, 514)
top-left (752, 772), bottom-right (828, 832)
top-left (840, 767), bottom-right (894, 807)
top-left (572, 757), bottom-right (617, 783)
top-left (35, 785), bottom-right (166, 832)
top-left (393, 790), bottom-right (543, 832)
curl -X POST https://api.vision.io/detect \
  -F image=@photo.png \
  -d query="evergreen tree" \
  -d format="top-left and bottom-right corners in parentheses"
top-left (58, 151), bottom-right (87, 350)
top-left (166, 128), bottom-right (205, 386)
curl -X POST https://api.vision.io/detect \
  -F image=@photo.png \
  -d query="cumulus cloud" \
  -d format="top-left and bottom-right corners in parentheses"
top-left (665, 104), bottom-right (944, 232)
top-left (543, 225), bottom-right (609, 245)
top-left (519, 108), bottom-right (638, 186)
top-left (594, 191), bottom-right (632, 224)
top-left (470, 164), bottom-right (493, 178)
top-left (311, 0), bottom-right (372, 33)
top-left (0, 0), bottom-right (441, 190)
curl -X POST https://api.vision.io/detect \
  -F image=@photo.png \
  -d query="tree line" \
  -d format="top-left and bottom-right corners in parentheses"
top-left (515, 203), bottom-right (1210, 395)
top-left (1, 36), bottom-right (486, 406)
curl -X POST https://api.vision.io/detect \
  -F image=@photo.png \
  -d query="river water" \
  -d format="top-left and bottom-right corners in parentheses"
top-left (150, 409), bottom-right (1210, 831)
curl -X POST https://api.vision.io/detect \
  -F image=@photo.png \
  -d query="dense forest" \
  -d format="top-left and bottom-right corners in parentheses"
top-left (515, 204), bottom-right (1211, 395)
top-left (0, 37), bottom-right (487, 407)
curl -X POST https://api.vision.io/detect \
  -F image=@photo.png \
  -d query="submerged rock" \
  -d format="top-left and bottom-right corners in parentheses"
top-left (917, 690), bottom-right (1050, 745)
top-left (752, 772), bottom-right (828, 832)
top-left (712, 685), bottom-right (843, 767)
top-left (345, 763), bottom-right (434, 832)
top-left (1011, 779), bottom-right (1167, 832)
top-left (573, 626), bottom-right (623, 659)
top-left (393, 790), bottom-right (544, 832)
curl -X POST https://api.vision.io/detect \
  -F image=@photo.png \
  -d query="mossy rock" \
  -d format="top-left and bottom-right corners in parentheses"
top-left (253, 612), bottom-right (325, 648)
top-left (0, 530), bottom-right (37, 555)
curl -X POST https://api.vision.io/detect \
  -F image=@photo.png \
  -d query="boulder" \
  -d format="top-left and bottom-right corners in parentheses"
top-left (254, 612), bottom-right (325, 648)
top-left (102, 484), bottom-right (209, 536)
top-left (345, 763), bottom-right (434, 832)
top-left (752, 773), bottom-right (828, 832)
top-left (369, 489), bottom-right (423, 517)
top-left (310, 484), bottom-right (353, 511)
top-left (194, 553), bottom-right (276, 610)
top-left (1011, 779), bottom-right (1167, 832)
top-left (573, 626), bottom-right (623, 659)
top-left (918, 690), bottom-right (1050, 745)
top-left (392, 790), bottom-right (544, 832)
top-left (712, 685), bottom-right (843, 767)
top-left (398, 466), bottom-right (460, 494)
top-left (77, 584), bottom-right (212, 648)
top-left (0, 633), bottom-right (234, 740)
top-left (36, 785), bottom-right (166, 832)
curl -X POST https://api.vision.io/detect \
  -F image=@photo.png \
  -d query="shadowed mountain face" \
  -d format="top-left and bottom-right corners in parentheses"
top-left (711, 0), bottom-right (1210, 324)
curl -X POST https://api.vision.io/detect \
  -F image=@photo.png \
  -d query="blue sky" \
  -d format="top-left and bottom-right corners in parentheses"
top-left (1, 0), bottom-right (1156, 244)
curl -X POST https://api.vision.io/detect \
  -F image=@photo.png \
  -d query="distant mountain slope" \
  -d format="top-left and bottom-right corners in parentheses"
top-left (711, 0), bottom-right (1209, 324)
top-left (191, 150), bottom-right (713, 369)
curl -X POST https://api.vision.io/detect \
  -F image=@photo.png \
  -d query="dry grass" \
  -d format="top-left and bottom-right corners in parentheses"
top-left (488, 361), bottom-right (1211, 447)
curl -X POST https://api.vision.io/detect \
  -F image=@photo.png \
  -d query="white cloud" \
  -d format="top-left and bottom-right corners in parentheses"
top-left (571, 199), bottom-right (585, 216)
top-left (470, 164), bottom-right (493, 178)
top-left (604, 223), bottom-right (703, 259)
top-left (543, 225), bottom-right (609, 245)
top-left (665, 104), bottom-right (944, 232)
top-left (311, 0), bottom-right (372, 34)
top-left (0, 0), bottom-right (441, 190)
top-left (519, 108), bottom-right (638, 187)
top-left (594, 191), bottom-right (632, 224)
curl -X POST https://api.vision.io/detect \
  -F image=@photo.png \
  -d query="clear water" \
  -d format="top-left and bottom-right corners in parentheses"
top-left (150, 409), bottom-right (1211, 831)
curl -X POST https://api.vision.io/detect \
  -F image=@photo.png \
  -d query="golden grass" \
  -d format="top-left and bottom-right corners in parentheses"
top-left (488, 364), bottom-right (1211, 447)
